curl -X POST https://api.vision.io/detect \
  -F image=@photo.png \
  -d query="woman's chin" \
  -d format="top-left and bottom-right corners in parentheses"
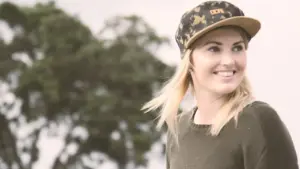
top-left (213, 83), bottom-right (240, 95)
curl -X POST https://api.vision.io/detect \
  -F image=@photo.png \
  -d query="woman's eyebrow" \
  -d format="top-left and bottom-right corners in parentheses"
top-left (233, 40), bottom-right (244, 45)
top-left (201, 40), bottom-right (244, 47)
top-left (203, 41), bottom-right (222, 46)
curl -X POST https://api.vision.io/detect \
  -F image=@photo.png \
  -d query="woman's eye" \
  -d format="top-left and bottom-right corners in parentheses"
top-left (208, 46), bottom-right (220, 52)
top-left (232, 45), bottom-right (244, 52)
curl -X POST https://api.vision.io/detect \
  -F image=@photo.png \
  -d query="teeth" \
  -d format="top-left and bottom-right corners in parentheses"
top-left (216, 71), bottom-right (234, 77)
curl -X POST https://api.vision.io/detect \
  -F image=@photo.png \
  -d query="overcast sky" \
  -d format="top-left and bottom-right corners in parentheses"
top-left (2, 0), bottom-right (300, 168)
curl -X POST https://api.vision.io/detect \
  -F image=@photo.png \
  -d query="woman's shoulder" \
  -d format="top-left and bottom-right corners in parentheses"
top-left (237, 100), bottom-right (294, 146)
top-left (239, 100), bottom-right (283, 128)
top-left (237, 102), bottom-right (298, 168)
top-left (247, 100), bottom-right (279, 119)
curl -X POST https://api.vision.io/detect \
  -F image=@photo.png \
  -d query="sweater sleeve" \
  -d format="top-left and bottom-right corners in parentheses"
top-left (242, 102), bottom-right (299, 169)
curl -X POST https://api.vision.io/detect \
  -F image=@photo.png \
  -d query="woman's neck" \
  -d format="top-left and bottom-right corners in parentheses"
top-left (193, 90), bottom-right (226, 125)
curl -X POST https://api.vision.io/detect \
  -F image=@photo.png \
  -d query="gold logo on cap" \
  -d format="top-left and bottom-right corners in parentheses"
top-left (210, 8), bottom-right (224, 15)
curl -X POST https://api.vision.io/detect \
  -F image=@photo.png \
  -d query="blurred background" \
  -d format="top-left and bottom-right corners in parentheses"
top-left (0, 0), bottom-right (299, 169)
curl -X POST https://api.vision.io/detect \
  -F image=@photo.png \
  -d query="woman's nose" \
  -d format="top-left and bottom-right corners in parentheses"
top-left (220, 53), bottom-right (235, 66)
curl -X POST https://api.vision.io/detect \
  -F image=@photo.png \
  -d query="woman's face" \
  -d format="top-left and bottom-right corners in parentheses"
top-left (190, 28), bottom-right (247, 96)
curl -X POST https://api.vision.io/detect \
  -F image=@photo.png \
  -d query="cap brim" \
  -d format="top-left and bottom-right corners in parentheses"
top-left (186, 16), bottom-right (261, 48)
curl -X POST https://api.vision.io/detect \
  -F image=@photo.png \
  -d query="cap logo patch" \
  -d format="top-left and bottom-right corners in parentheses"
top-left (210, 8), bottom-right (224, 15)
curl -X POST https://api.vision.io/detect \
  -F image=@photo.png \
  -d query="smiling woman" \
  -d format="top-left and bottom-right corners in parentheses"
top-left (190, 27), bottom-right (248, 98)
top-left (189, 27), bottom-right (250, 125)
top-left (141, 1), bottom-right (299, 169)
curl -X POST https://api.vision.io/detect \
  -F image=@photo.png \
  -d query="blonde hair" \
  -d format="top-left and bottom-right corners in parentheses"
top-left (141, 27), bottom-right (254, 142)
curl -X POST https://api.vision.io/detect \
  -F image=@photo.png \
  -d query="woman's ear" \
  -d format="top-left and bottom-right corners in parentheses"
top-left (189, 61), bottom-right (195, 72)
top-left (189, 64), bottom-right (195, 81)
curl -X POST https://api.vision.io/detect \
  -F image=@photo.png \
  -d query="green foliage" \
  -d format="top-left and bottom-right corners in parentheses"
top-left (0, 1), bottom-right (174, 169)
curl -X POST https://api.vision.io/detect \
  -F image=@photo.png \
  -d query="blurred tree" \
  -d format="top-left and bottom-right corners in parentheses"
top-left (0, 1), bottom-right (174, 169)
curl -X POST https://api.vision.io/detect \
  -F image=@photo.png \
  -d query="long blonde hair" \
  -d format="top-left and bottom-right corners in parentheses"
top-left (141, 27), bottom-right (254, 141)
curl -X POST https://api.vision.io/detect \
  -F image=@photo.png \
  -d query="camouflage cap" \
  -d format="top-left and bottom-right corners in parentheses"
top-left (175, 0), bottom-right (261, 57)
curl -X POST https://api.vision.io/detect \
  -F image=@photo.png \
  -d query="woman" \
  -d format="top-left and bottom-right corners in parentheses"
top-left (142, 1), bottom-right (299, 169)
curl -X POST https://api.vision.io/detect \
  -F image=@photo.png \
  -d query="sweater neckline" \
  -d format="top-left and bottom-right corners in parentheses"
top-left (188, 100), bottom-right (259, 131)
top-left (188, 107), bottom-right (212, 130)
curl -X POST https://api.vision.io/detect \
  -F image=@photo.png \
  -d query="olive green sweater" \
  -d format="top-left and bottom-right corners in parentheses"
top-left (166, 101), bottom-right (298, 169)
